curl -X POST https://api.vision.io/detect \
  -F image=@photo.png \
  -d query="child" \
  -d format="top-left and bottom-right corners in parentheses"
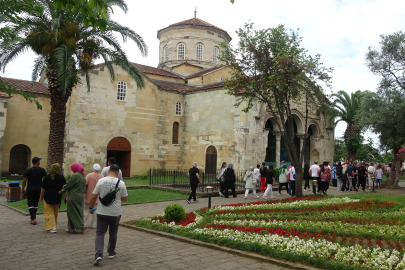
top-left (375, 164), bottom-right (383, 189)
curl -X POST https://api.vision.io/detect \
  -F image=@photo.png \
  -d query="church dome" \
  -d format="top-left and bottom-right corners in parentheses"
top-left (157, 16), bottom-right (231, 69)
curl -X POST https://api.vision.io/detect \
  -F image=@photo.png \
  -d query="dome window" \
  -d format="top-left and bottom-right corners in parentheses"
top-left (164, 46), bottom-right (169, 62)
top-left (213, 47), bottom-right (219, 63)
top-left (177, 43), bottom-right (185, 60)
top-left (196, 44), bottom-right (203, 60)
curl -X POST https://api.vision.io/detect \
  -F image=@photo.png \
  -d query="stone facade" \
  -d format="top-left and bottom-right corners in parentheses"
top-left (0, 16), bottom-right (334, 176)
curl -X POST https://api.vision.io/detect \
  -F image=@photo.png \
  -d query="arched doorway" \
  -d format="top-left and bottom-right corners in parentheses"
top-left (280, 118), bottom-right (300, 163)
top-left (265, 119), bottom-right (276, 163)
top-left (205, 146), bottom-right (217, 175)
top-left (304, 125), bottom-right (314, 164)
top-left (107, 137), bottom-right (131, 177)
top-left (9, 144), bottom-right (31, 175)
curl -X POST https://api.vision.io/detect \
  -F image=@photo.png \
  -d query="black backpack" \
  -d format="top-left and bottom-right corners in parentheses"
top-left (99, 179), bottom-right (120, 206)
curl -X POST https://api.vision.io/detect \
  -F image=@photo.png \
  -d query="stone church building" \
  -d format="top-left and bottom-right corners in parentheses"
top-left (0, 16), bottom-right (334, 177)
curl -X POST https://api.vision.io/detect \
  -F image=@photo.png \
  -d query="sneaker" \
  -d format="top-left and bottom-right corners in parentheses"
top-left (31, 219), bottom-right (37, 225)
top-left (186, 199), bottom-right (191, 204)
top-left (193, 200), bottom-right (198, 203)
top-left (50, 228), bottom-right (57, 233)
top-left (244, 196), bottom-right (247, 199)
top-left (219, 192), bottom-right (223, 196)
top-left (108, 253), bottom-right (117, 259)
top-left (278, 193), bottom-right (281, 196)
top-left (262, 196), bottom-right (267, 199)
top-left (94, 257), bottom-right (102, 265)
top-left (304, 189), bottom-right (306, 192)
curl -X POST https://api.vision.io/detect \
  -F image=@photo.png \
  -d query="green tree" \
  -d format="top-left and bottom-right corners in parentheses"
top-left (0, 0), bottom-right (148, 171)
top-left (219, 23), bottom-right (333, 198)
top-left (364, 31), bottom-right (405, 187)
top-left (328, 90), bottom-right (364, 162)
top-left (334, 138), bottom-right (348, 162)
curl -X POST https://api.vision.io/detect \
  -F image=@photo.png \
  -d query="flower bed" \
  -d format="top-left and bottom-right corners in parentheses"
top-left (135, 196), bottom-right (405, 269)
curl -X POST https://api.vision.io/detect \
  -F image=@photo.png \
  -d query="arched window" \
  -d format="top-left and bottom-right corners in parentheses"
top-left (172, 122), bottom-right (179, 144)
top-left (196, 44), bottom-right (203, 60)
top-left (117, 81), bottom-right (127, 101)
top-left (213, 47), bottom-right (219, 63)
top-left (177, 43), bottom-right (185, 60)
top-left (205, 146), bottom-right (217, 174)
top-left (164, 46), bottom-right (169, 62)
top-left (175, 102), bottom-right (182, 115)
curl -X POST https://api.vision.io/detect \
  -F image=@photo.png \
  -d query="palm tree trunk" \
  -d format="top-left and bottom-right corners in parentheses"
top-left (45, 67), bottom-right (71, 172)
top-left (344, 123), bottom-right (358, 162)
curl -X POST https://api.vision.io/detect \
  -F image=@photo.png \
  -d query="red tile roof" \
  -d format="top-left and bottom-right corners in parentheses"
top-left (0, 77), bottom-right (49, 95)
top-left (169, 17), bottom-right (226, 32)
top-left (152, 80), bottom-right (224, 93)
top-left (131, 63), bottom-right (181, 79)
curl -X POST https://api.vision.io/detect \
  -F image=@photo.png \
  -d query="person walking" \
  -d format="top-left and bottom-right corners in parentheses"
top-left (60, 162), bottom-right (86, 233)
top-left (331, 163), bottom-right (337, 187)
top-left (375, 164), bottom-right (383, 189)
top-left (352, 162), bottom-right (359, 191)
top-left (278, 164), bottom-right (288, 195)
top-left (84, 164), bottom-right (104, 229)
top-left (90, 164), bottom-right (128, 266)
top-left (336, 162), bottom-right (343, 191)
top-left (39, 163), bottom-right (66, 233)
top-left (303, 163), bottom-right (310, 191)
top-left (287, 165), bottom-right (296, 196)
top-left (101, 157), bottom-right (123, 180)
top-left (254, 164), bottom-right (261, 189)
top-left (22, 157), bottom-right (47, 225)
top-left (186, 162), bottom-right (201, 204)
top-left (367, 162), bottom-right (376, 189)
top-left (358, 162), bottom-right (368, 192)
top-left (259, 162), bottom-right (267, 193)
top-left (217, 162), bottom-right (227, 197)
top-left (224, 164), bottom-right (237, 198)
top-left (244, 166), bottom-right (259, 199)
top-left (319, 161), bottom-right (331, 195)
top-left (346, 162), bottom-right (354, 191)
top-left (341, 163), bottom-right (348, 192)
top-left (263, 165), bottom-right (275, 199)
top-left (309, 161), bottom-right (320, 194)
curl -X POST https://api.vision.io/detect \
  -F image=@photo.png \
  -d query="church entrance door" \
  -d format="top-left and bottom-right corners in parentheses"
top-left (205, 146), bottom-right (217, 175)
top-left (9, 144), bottom-right (31, 175)
top-left (107, 137), bottom-right (131, 177)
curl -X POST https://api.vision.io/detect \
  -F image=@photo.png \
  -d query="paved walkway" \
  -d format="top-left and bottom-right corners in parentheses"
top-left (0, 183), bottom-right (402, 270)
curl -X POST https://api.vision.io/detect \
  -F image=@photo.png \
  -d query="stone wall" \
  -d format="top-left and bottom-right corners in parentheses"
top-left (1, 95), bottom-right (51, 175)
top-left (0, 97), bottom-right (8, 175)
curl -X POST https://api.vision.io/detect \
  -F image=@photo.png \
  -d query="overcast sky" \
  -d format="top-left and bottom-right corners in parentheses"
top-left (3, 0), bottom-right (405, 147)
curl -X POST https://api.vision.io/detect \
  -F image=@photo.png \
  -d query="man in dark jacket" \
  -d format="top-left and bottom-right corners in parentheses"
top-left (358, 162), bottom-right (367, 192)
top-left (186, 162), bottom-right (201, 203)
top-left (224, 164), bottom-right (237, 198)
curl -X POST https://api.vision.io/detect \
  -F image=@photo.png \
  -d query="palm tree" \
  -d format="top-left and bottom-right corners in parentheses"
top-left (329, 90), bottom-right (364, 161)
top-left (0, 0), bottom-right (148, 171)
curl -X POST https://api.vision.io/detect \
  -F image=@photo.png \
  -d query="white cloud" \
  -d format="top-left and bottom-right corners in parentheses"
top-left (3, 0), bottom-right (404, 148)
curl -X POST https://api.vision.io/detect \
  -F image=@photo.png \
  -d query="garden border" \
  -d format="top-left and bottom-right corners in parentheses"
top-left (120, 222), bottom-right (319, 270)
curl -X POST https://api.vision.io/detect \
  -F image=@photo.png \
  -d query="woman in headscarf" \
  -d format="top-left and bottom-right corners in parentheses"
top-left (278, 164), bottom-right (288, 195)
top-left (218, 162), bottom-right (227, 197)
top-left (263, 165), bottom-right (275, 199)
top-left (60, 162), bottom-right (86, 233)
top-left (39, 163), bottom-right (66, 233)
top-left (244, 166), bottom-right (259, 199)
top-left (320, 161), bottom-right (332, 195)
top-left (223, 163), bottom-right (236, 198)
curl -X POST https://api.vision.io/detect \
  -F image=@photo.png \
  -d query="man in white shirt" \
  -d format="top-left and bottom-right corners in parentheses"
top-left (287, 166), bottom-right (296, 196)
top-left (309, 161), bottom-right (320, 194)
top-left (367, 162), bottom-right (376, 189)
top-left (101, 157), bottom-right (123, 180)
top-left (90, 164), bottom-right (128, 266)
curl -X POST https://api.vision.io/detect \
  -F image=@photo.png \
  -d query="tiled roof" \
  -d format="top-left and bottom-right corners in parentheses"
top-left (169, 17), bottom-right (226, 32)
top-left (0, 77), bottom-right (49, 95)
top-left (186, 66), bottom-right (222, 79)
top-left (152, 79), bottom-right (224, 93)
top-left (0, 92), bottom-right (10, 98)
top-left (131, 63), bottom-right (181, 79)
top-left (171, 62), bottom-right (204, 70)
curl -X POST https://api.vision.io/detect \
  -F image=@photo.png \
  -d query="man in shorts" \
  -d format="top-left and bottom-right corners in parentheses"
top-left (309, 161), bottom-right (320, 194)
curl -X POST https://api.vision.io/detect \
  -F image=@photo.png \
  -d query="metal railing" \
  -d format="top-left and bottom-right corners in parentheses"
top-left (149, 169), bottom-right (249, 192)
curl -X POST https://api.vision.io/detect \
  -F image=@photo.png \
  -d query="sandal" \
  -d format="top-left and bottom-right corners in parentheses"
top-left (80, 226), bottom-right (86, 234)
top-left (65, 229), bottom-right (73, 233)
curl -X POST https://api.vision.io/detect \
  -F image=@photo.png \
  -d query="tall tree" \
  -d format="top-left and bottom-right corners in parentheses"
top-left (219, 23), bottom-right (333, 198)
top-left (328, 90), bottom-right (364, 161)
top-left (364, 31), bottom-right (405, 187)
top-left (0, 0), bottom-right (148, 171)
top-left (334, 138), bottom-right (348, 162)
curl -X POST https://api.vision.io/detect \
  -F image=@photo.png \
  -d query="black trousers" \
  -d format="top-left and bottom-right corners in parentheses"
top-left (358, 178), bottom-right (366, 191)
top-left (304, 176), bottom-right (310, 189)
top-left (224, 181), bottom-right (236, 198)
top-left (278, 182), bottom-right (288, 194)
top-left (290, 181), bottom-right (296, 196)
top-left (188, 183), bottom-right (198, 201)
top-left (219, 181), bottom-right (226, 194)
top-left (352, 177), bottom-right (358, 190)
top-left (26, 190), bottom-right (41, 220)
top-left (341, 177), bottom-right (347, 191)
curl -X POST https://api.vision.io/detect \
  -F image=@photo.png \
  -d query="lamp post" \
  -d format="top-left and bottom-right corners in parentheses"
top-left (206, 185), bottom-right (214, 209)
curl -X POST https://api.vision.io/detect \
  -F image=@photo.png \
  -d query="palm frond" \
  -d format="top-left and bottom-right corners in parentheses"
top-left (0, 41), bottom-right (30, 72)
top-left (108, 20), bottom-right (148, 57)
top-left (54, 45), bottom-right (77, 95)
top-left (84, 69), bottom-right (91, 92)
top-left (106, 0), bottom-right (128, 13)
top-left (31, 55), bottom-right (46, 89)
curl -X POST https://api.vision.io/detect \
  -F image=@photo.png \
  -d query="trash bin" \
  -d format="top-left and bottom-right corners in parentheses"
top-left (6, 182), bottom-right (21, 202)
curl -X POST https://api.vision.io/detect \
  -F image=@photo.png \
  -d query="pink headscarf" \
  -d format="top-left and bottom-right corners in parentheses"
top-left (70, 162), bottom-right (85, 176)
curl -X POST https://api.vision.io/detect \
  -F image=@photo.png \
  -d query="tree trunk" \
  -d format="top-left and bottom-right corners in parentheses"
top-left (45, 67), bottom-right (71, 172)
top-left (344, 123), bottom-right (357, 162)
top-left (383, 159), bottom-right (401, 188)
top-left (294, 164), bottom-right (303, 198)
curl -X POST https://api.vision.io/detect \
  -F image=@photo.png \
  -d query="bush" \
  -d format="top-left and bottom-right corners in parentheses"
top-left (273, 167), bottom-right (279, 182)
top-left (164, 204), bottom-right (185, 222)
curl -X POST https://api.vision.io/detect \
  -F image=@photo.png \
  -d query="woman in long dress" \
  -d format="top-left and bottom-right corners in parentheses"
top-left (244, 166), bottom-right (259, 199)
top-left (60, 162), bottom-right (86, 233)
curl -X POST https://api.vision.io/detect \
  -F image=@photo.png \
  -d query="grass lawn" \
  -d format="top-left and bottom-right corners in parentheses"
top-left (122, 176), bottom-right (150, 186)
top-left (6, 188), bottom-right (187, 214)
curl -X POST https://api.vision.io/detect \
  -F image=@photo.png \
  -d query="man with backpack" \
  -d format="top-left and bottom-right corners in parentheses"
top-left (89, 164), bottom-right (128, 266)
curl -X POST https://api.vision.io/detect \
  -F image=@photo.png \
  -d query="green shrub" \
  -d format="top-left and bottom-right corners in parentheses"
top-left (273, 167), bottom-right (279, 182)
top-left (164, 204), bottom-right (185, 222)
